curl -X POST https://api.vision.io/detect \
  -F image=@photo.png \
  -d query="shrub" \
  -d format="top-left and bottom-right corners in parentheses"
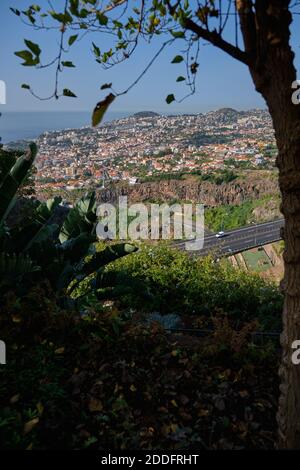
top-left (105, 244), bottom-right (283, 330)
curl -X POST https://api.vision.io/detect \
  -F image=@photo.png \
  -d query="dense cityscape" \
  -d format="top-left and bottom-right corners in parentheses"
top-left (33, 108), bottom-right (277, 193)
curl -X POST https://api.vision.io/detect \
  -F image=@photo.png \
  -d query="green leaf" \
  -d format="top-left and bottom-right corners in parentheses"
top-left (79, 243), bottom-right (138, 277)
top-left (171, 55), bottom-right (184, 64)
top-left (166, 94), bottom-right (175, 104)
top-left (176, 76), bottom-right (185, 82)
top-left (92, 42), bottom-right (101, 57)
top-left (92, 93), bottom-right (115, 127)
top-left (49, 10), bottom-right (73, 24)
top-left (10, 8), bottom-right (20, 16)
top-left (15, 50), bottom-right (38, 66)
top-left (0, 143), bottom-right (38, 224)
top-left (59, 192), bottom-right (97, 243)
top-left (30, 5), bottom-right (41, 12)
top-left (70, 0), bottom-right (79, 15)
top-left (79, 8), bottom-right (89, 18)
top-left (24, 39), bottom-right (41, 56)
top-left (68, 34), bottom-right (78, 46)
top-left (100, 83), bottom-right (112, 90)
top-left (21, 84), bottom-right (31, 89)
top-left (171, 31), bottom-right (185, 39)
top-left (15, 50), bottom-right (33, 60)
top-left (62, 61), bottom-right (76, 68)
top-left (63, 88), bottom-right (77, 98)
top-left (97, 12), bottom-right (108, 25)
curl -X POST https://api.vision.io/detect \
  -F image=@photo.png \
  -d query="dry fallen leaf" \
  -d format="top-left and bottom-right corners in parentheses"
top-left (10, 394), bottom-right (20, 404)
top-left (88, 398), bottom-right (103, 412)
top-left (36, 402), bottom-right (44, 416)
top-left (24, 417), bottom-right (39, 435)
top-left (12, 314), bottom-right (22, 323)
top-left (198, 409), bottom-right (210, 417)
top-left (54, 347), bottom-right (65, 355)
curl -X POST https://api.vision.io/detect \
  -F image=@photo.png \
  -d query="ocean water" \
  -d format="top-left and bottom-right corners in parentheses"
top-left (0, 111), bottom-right (130, 144)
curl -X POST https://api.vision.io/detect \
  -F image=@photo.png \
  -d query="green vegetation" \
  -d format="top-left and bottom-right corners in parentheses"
top-left (190, 133), bottom-right (242, 145)
top-left (199, 169), bottom-right (238, 185)
top-left (1, 243), bottom-right (281, 449)
top-left (103, 244), bottom-right (282, 331)
top-left (10, 0), bottom-right (300, 447)
top-left (274, 240), bottom-right (285, 256)
top-left (0, 146), bottom-right (36, 197)
top-left (205, 195), bottom-right (280, 232)
top-left (0, 144), bottom-right (136, 301)
top-left (140, 171), bottom-right (185, 182)
top-left (0, 145), bottom-right (282, 449)
top-left (139, 169), bottom-right (238, 184)
top-left (0, 288), bottom-right (279, 449)
top-left (242, 248), bottom-right (272, 273)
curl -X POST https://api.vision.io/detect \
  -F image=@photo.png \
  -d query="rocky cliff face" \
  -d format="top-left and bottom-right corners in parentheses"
top-left (96, 176), bottom-right (279, 207)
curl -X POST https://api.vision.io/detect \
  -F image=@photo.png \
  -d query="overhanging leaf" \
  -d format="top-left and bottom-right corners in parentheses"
top-left (63, 88), bottom-right (77, 98)
top-left (10, 7), bottom-right (20, 16)
top-left (92, 93), bottom-right (115, 127)
top-left (15, 50), bottom-right (39, 66)
top-left (171, 55), bottom-right (184, 64)
top-left (92, 42), bottom-right (101, 57)
top-left (68, 34), bottom-right (78, 46)
top-left (62, 61), bottom-right (76, 68)
top-left (24, 39), bottom-right (41, 56)
top-left (100, 83), bottom-right (112, 90)
top-left (166, 94), bottom-right (175, 104)
top-left (171, 31), bottom-right (185, 39)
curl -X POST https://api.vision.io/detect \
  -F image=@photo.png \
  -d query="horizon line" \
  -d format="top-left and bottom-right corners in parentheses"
top-left (1, 106), bottom-right (267, 114)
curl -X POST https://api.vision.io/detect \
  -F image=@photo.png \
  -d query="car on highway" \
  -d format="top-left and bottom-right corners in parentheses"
top-left (216, 231), bottom-right (225, 238)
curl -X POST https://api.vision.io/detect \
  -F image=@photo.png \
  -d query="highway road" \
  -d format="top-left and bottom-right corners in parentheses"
top-left (174, 218), bottom-right (284, 256)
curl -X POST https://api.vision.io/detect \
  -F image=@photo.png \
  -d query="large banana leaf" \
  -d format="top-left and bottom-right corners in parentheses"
top-left (0, 143), bottom-right (37, 225)
top-left (0, 148), bottom-right (22, 185)
top-left (66, 243), bottom-right (138, 296)
top-left (5, 197), bottom-right (61, 253)
top-left (77, 243), bottom-right (138, 278)
top-left (59, 191), bottom-right (97, 243)
top-left (93, 270), bottom-right (150, 300)
top-left (24, 197), bottom-right (62, 250)
top-left (58, 232), bottom-right (95, 263)
top-left (0, 252), bottom-right (40, 290)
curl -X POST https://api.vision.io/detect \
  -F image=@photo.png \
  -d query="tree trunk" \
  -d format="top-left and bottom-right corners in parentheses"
top-left (276, 131), bottom-right (300, 448)
top-left (257, 50), bottom-right (300, 450)
top-left (240, 0), bottom-right (300, 448)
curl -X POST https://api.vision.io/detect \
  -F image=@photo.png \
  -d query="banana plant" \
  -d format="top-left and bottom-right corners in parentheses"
top-left (0, 143), bottom-right (37, 225)
top-left (0, 144), bottom-right (138, 302)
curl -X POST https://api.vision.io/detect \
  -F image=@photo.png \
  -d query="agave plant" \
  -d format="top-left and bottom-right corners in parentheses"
top-left (0, 143), bottom-right (137, 302)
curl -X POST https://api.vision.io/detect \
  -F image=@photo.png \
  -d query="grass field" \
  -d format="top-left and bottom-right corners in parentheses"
top-left (242, 248), bottom-right (272, 272)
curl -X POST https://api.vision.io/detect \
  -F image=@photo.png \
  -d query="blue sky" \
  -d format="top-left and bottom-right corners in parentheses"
top-left (0, 0), bottom-right (300, 114)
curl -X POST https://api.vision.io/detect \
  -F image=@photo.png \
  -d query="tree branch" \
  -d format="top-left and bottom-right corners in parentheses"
top-left (183, 17), bottom-right (250, 65)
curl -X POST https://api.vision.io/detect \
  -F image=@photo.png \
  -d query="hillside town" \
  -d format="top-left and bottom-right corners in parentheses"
top-left (34, 108), bottom-right (277, 192)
